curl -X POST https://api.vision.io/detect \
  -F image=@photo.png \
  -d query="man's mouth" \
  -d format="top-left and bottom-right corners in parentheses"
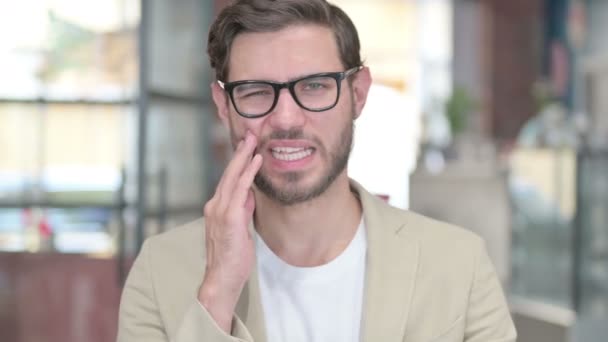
top-left (270, 147), bottom-right (314, 161)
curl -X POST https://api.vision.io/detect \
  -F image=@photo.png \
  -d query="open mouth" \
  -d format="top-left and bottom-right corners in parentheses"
top-left (270, 147), bottom-right (315, 161)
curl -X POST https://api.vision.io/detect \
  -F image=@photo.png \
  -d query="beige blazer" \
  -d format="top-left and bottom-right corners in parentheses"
top-left (117, 182), bottom-right (516, 342)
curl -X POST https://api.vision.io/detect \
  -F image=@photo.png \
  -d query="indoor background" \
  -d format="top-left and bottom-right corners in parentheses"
top-left (0, 0), bottom-right (606, 341)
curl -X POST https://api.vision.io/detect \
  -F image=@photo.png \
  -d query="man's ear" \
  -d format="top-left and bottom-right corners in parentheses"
top-left (352, 67), bottom-right (372, 120)
top-left (211, 81), bottom-right (231, 128)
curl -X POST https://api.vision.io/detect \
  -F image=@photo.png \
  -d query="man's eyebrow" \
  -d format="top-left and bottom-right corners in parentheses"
top-left (233, 70), bottom-right (327, 83)
top-left (287, 73), bottom-right (312, 82)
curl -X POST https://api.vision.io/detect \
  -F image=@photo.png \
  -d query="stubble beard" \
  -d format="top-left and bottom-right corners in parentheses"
top-left (254, 117), bottom-right (354, 206)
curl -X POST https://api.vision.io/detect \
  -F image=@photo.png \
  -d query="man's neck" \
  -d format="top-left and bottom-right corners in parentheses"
top-left (253, 175), bottom-right (362, 267)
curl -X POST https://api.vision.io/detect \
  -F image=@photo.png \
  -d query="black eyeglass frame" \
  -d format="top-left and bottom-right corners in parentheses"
top-left (217, 65), bottom-right (363, 118)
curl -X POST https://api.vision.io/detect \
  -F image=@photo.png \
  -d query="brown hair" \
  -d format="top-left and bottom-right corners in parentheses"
top-left (207, 0), bottom-right (362, 82)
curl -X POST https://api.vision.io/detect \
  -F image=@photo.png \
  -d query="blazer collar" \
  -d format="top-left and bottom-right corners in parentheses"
top-left (234, 180), bottom-right (419, 342)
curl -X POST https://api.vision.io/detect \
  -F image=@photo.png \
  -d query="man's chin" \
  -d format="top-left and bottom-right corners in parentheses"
top-left (254, 172), bottom-right (326, 206)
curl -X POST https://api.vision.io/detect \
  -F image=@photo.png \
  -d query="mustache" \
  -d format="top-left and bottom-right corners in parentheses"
top-left (267, 129), bottom-right (306, 140)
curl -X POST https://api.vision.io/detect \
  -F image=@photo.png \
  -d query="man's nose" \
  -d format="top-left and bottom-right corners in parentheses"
top-left (267, 88), bottom-right (307, 130)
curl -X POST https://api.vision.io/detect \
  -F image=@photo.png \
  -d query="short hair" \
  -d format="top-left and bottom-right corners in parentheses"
top-left (207, 0), bottom-right (362, 82)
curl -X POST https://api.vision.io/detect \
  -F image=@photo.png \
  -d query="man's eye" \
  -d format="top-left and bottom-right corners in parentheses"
top-left (305, 82), bottom-right (325, 90)
top-left (242, 90), bottom-right (272, 98)
top-left (298, 76), bottom-right (333, 92)
top-left (234, 84), bottom-right (273, 99)
top-left (300, 78), bottom-right (332, 91)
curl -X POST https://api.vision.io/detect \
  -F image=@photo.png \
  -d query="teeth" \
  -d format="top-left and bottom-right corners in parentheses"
top-left (271, 147), bottom-right (313, 161)
top-left (271, 147), bottom-right (305, 153)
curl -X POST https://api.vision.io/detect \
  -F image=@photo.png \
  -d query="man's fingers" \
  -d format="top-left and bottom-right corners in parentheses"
top-left (232, 153), bottom-right (263, 209)
top-left (244, 189), bottom-right (256, 221)
top-left (214, 139), bottom-right (244, 195)
top-left (215, 132), bottom-right (257, 209)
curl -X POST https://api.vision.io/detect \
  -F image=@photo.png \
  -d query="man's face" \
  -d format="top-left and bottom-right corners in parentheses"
top-left (212, 24), bottom-right (371, 205)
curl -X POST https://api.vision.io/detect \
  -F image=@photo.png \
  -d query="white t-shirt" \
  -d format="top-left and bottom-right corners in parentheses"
top-left (255, 220), bottom-right (367, 342)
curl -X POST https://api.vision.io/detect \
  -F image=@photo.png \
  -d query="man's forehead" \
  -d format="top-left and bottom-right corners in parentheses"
top-left (226, 24), bottom-right (343, 82)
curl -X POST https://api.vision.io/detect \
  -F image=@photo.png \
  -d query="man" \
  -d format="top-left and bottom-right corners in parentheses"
top-left (117, 0), bottom-right (517, 341)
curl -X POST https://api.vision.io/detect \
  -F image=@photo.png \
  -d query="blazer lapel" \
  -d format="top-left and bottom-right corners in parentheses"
top-left (234, 267), bottom-right (266, 341)
top-left (355, 182), bottom-right (420, 342)
top-left (234, 223), bottom-right (267, 341)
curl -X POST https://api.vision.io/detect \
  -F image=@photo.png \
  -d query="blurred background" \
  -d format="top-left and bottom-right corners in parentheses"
top-left (0, 0), bottom-right (606, 341)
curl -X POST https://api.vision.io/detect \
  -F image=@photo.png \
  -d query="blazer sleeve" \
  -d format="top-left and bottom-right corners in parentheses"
top-left (116, 240), bottom-right (254, 342)
top-left (464, 241), bottom-right (517, 342)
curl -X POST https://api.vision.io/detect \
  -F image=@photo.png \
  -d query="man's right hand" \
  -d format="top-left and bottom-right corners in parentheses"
top-left (198, 131), bottom-right (263, 334)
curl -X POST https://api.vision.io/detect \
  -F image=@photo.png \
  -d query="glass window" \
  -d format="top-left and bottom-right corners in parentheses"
top-left (0, 0), bottom-right (138, 254)
top-left (0, 0), bottom-right (138, 99)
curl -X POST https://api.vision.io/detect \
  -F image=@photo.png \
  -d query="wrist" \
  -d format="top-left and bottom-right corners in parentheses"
top-left (198, 275), bottom-right (241, 333)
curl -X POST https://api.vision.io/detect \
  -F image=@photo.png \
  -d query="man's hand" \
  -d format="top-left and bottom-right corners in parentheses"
top-left (198, 131), bottom-right (263, 333)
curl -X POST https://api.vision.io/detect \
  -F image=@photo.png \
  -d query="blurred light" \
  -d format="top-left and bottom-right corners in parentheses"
top-left (47, 0), bottom-right (139, 33)
top-left (349, 84), bottom-right (421, 209)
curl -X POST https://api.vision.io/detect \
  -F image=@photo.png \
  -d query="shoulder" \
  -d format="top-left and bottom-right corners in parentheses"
top-left (355, 180), bottom-right (484, 254)
top-left (144, 217), bottom-right (206, 251)
top-left (362, 189), bottom-right (486, 272)
top-left (400, 209), bottom-right (484, 251)
top-left (380, 206), bottom-right (491, 294)
top-left (141, 217), bottom-right (207, 269)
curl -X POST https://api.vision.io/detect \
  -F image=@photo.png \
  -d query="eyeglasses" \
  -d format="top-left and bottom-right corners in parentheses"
top-left (218, 66), bottom-right (362, 118)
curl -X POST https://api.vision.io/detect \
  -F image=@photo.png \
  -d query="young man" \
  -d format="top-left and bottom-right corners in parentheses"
top-left (117, 1), bottom-right (517, 341)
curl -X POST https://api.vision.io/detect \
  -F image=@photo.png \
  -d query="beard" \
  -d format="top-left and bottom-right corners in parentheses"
top-left (252, 109), bottom-right (355, 206)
